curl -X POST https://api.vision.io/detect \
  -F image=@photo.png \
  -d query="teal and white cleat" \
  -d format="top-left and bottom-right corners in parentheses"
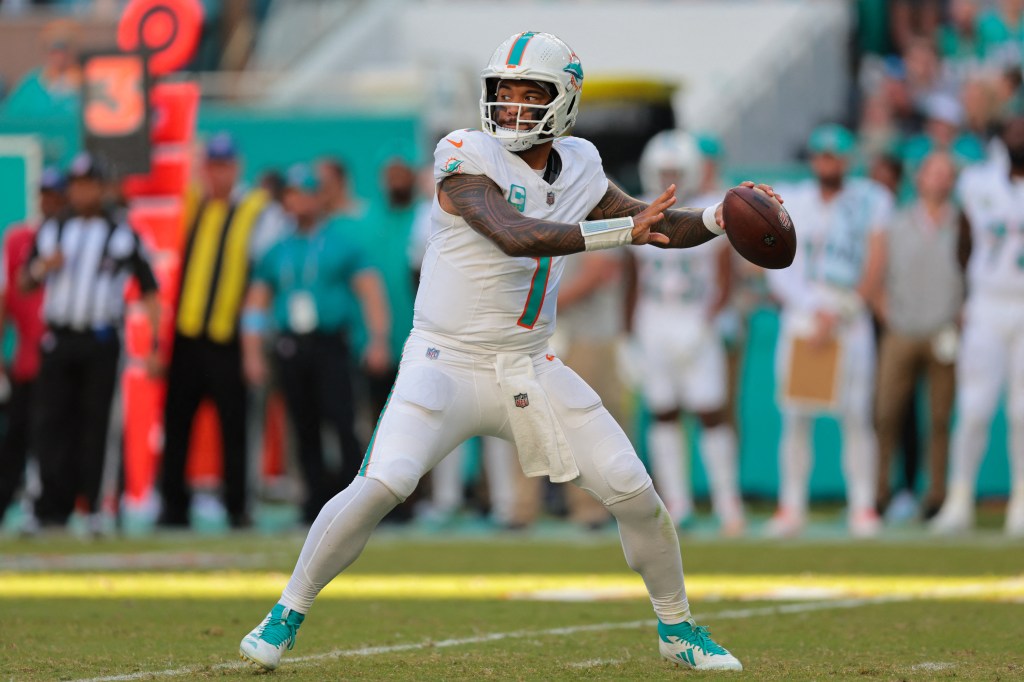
top-left (239, 603), bottom-right (305, 671)
top-left (658, 619), bottom-right (743, 671)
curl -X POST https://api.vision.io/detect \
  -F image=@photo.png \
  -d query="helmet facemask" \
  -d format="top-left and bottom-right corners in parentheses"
top-left (481, 77), bottom-right (566, 152)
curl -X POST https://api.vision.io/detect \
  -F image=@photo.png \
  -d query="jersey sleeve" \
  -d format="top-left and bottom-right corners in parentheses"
top-left (252, 243), bottom-right (279, 290)
top-left (432, 130), bottom-right (493, 183)
top-left (867, 181), bottom-right (895, 233)
top-left (954, 165), bottom-right (985, 217)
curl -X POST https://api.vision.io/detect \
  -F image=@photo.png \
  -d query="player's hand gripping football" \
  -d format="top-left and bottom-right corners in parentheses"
top-left (631, 184), bottom-right (675, 246)
top-left (714, 181), bottom-right (785, 230)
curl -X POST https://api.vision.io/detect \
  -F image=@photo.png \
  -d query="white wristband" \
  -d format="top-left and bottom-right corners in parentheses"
top-left (579, 216), bottom-right (635, 251)
top-left (703, 203), bottom-right (725, 236)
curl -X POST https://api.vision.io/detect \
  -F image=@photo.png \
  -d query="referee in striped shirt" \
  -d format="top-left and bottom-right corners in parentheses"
top-left (19, 152), bottom-right (161, 532)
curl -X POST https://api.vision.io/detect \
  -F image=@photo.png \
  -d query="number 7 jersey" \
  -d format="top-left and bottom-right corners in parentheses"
top-left (415, 129), bottom-right (609, 352)
top-left (957, 162), bottom-right (1024, 298)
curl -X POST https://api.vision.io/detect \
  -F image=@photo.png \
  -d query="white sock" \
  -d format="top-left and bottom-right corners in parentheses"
top-left (482, 437), bottom-right (518, 525)
top-left (431, 443), bottom-right (466, 516)
top-left (609, 484), bottom-right (690, 624)
top-left (699, 425), bottom-right (743, 524)
top-left (648, 420), bottom-right (691, 523)
top-left (946, 411), bottom-right (989, 502)
top-left (779, 413), bottom-right (812, 516)
top-left (1010, 409), bottom-right (1024, 493)
top-left (280, 476), bottom-right (400, 614)
top-left (840, 414), bottom-right (877, 513)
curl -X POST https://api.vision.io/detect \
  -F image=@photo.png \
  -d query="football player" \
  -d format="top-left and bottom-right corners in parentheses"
top-left (765, 124), bottom-right (892, 538)
top-left (627, 130), bottom-right (745, 535)
top-left (930, 116), bottom-right (1024, 536)
top-left (240, 31), bottom-right (780, 672)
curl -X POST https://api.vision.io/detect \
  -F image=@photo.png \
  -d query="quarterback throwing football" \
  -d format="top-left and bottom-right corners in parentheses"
top-left (240, 31), bottom-right (780, 672)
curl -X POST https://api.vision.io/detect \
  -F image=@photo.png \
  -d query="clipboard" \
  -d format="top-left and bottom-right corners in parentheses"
top-left (783, 336), bottom-right (842, 410)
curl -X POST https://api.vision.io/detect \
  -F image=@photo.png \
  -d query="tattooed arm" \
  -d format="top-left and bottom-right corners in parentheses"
top-left (439, 175), bottom-right (585, 257)
top-left (438, 174), bottom-right (671, 258)
top-left (587, 181), bottom-right (716, 250)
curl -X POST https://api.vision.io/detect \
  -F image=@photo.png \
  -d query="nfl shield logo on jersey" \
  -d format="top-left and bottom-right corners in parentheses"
top-left (546, 191), bottom-right (555, 206)
top-left (513, 393), bottom-right (529, 408)
top-left (425, 347), bottom-right (440, 360)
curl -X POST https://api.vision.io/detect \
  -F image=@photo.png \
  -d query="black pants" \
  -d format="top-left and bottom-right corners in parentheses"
top-left (160, 335), bottom-right (248, 526)
top-left (33, 330), bottom-right (120, 524)
top-left (0, 378), bottom-right (36, 514)
top-left (274, 332), bottom-right (362, 523)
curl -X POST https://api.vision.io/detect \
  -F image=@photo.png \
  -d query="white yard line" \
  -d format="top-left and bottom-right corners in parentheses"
top-left (69, 597), bottom-right (897, 682)
top-left (568, 657), bottom-right (628, 668)
top-left (910, 661), bottom-right (955, 671)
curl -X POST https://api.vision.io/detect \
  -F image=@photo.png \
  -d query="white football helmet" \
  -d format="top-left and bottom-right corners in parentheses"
top-left (639, 130), bottom-right (703, 200)
top-left (480, 31), bottom-right (583, 152)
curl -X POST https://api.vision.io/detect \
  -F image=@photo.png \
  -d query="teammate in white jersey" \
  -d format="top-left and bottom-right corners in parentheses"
top-left (766, 124), bottom-right (892, 538)
top-left (930, 116), bottom-right (1024, 536)
top-left (240, 31), bottom-right (782, 672)
top-left (627, 130), bottom-right (745, 535)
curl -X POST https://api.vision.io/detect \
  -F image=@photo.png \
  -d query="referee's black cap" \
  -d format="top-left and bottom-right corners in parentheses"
top-left (67, 152), bottom-right (106, 181)
top-left (40, 166), bottom-right (67, 192)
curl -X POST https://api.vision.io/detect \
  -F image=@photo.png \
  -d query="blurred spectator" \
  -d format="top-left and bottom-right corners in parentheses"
top-left (20, 153), bottom-right (160, 534)
top-left (960, 75), bottom-right (1000, 142)
top-left (875, 59), bottom-right (925, 137)
top-left (938, 0), bottom-right (984, 64)
top-left (890, 0), bottom-right (944, 55)
top-left (241, 163), bottom-right (390, 524)
top-left (859, 89), bottom-right (903, 164)
top-left (993, 65), bottom-right (1024, 119)
top-left (902, 37), bottom-right (954, 115)
top-left (158, 133), bottom-right (285, 529)
top-left (901, 94), bottom-right (987, 171)
top-left (976, 0), bottom-right (1024, 65)
top-left (932, 116), bottom-right (1024, 537)
top-left (318, 158), bottom-right (359, 220)
top-left (766, 125), bottom-right (893, 538)
top-left (625, 130), bottom-right (744, 535)
top-left (1, 18), bottom-right (80, 117)
top-left (876, 152), bottom-right (963, 523)
top-left (868, 153), bottom-right (905, 199)
top-left (0, 168), bottom-right (65, 528)
top-left (354, 158), bottom-right (417, 415)
top-left (259, 169), bottom-right (286, 205)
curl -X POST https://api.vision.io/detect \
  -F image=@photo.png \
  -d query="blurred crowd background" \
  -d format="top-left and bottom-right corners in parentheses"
top-left (0, 0), bottom-right (1018, 540)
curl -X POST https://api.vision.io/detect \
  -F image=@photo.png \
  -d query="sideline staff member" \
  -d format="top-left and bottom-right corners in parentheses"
top-left (241, 164), bottom-right (390, 523)
top-left (20, 153), bottom-right (160, 531)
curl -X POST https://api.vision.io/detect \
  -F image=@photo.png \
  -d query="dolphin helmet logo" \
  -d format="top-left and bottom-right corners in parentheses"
top-left (563, 56), bottom-right (584, 91)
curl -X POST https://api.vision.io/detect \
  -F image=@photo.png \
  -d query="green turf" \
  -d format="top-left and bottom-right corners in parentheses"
top-left (2, 532), bottom-right (1023, 681)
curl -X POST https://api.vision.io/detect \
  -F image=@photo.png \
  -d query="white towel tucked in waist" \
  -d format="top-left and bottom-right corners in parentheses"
top-left (495, 352), bottom-right (579, 483)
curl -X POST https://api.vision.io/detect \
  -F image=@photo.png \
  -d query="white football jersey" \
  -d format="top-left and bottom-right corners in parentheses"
top-left (633, 190), bottom-right (726, 313)
top-left (768, 177), bottom-right (893, 314)
top-left (956, 163), bottom-right (1024, 298)
top-left (415, 129), bottom-right (608, 352)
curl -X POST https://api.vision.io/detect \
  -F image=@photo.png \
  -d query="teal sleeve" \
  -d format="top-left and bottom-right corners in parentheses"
top-left (347, 242), bottom-right (371, 279)
top-left (252, 244), bottom-right (278, 289)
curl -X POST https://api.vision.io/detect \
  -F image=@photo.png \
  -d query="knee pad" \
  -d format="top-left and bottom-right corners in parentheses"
top-left (364, 454), bottom-right (424, 501)
top-left (591, 433), bottom-right (652, 505)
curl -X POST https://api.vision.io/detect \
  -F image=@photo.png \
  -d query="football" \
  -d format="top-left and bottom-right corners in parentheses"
top-left (721, 186), bottom-right (796, 269)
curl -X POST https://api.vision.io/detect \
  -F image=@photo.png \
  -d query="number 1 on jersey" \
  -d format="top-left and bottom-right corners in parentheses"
top-left (517, 257), bottom-right (551, 329)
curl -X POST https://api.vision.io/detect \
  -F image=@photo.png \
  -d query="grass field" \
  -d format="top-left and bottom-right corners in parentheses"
top-left (2, 521), bottom-right (1023, 681)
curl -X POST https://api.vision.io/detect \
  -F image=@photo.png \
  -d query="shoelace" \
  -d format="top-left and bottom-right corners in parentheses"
top-left (689, 625), bottom-right (728, 656)
top-left (258, 614), bottom-right (300, 650)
